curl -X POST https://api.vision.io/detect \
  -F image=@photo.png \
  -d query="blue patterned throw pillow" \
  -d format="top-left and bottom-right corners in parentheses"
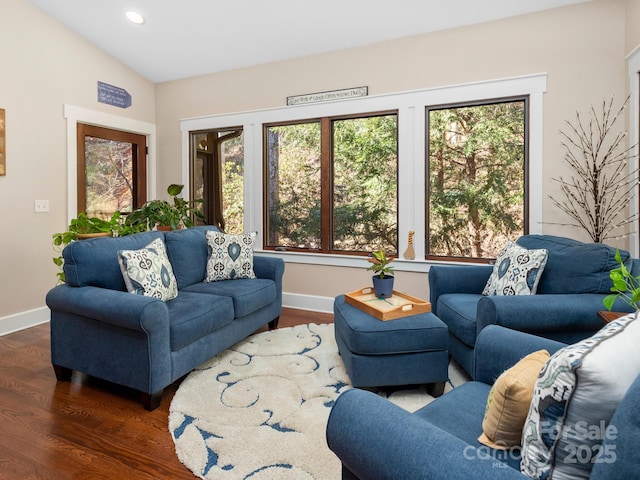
top-left (205, 231), bottom-right (257, 282)
top-left (482, 240), bottom-right (548, 296)
top-left (117, 238), bottom-right (178, 301)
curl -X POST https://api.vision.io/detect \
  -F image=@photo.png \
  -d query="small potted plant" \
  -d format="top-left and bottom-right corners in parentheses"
top-left (603, 249), bottom-right (640, 311)
top-left (367, 249), bottom-right (395, 298)
top-left (125, 184), bottom-right (203, 231)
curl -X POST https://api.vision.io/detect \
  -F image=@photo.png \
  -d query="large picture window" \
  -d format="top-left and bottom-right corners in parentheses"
top-left (264, 112), bottom-right (398, 255)
top-left (180, 74), bottom-right (545, 268)
top-left (426, 98), bottom-right (528, 260)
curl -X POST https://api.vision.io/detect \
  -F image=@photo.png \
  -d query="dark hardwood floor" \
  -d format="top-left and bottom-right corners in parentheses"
top-left (0, 308), bottom-right (333, 479)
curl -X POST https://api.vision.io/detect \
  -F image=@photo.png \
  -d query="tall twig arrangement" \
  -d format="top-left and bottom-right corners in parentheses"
top-left (549, 96), bottom-right (638, 243)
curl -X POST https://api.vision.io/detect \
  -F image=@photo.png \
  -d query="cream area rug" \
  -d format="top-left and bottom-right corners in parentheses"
top-left (169, 323), bottom-right (468, 480)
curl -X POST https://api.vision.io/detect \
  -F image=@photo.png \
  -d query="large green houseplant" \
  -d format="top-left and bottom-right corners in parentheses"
top-left (125, 184), bottom-right (203, 231)
top-left (52, 211), bottom-right (138, 282)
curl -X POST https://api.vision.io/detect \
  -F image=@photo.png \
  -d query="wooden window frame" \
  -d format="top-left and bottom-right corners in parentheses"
top-left (263, 110), bottom-right (398, 256)
top-left (425, 96), bottom-right (530, 263)
top-left (76, 123), bottom-right (147, 215)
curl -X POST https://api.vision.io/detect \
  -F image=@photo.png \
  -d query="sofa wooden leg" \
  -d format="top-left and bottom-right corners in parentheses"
top-left (53, 364), bottom-right (72, 381)
top-left (427, 381), bottom-right (445, 397)
top-left (141, 390), bottom-right (163, 411)
top-left (268, 316), bottom-right (280, 330)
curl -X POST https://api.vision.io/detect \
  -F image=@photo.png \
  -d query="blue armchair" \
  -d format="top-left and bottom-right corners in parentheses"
top-left (326, 325), bottom-right (640, 480)
top-left (428, 234), bottom-right (637, 377)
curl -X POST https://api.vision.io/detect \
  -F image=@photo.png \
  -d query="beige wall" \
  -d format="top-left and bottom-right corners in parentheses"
top-left (155, 0), bottom-right (630, 302)
top-left (0, 0), bottom-right (155, 322)
top-left (626, 0), bottom-right (640, 53)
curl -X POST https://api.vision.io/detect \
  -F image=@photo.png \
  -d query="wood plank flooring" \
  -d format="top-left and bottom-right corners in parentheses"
top-left (0, 308), bottom-right (333, 479)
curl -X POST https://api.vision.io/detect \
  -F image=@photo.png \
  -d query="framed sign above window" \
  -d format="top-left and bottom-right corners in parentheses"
top-left (0, 108), bottom-right (5, 176)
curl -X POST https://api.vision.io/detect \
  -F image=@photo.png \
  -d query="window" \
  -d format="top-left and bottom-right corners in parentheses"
top-left (264, 112), bottom-right (398, 255)
top-left (180, 74), bottom-right (546, 268)
top-left (191, 128), bottom-right (244, 233)
top-left (77, 124), bottom-right (147, 217)
top-left (426, 98), bottom-right (528, 260)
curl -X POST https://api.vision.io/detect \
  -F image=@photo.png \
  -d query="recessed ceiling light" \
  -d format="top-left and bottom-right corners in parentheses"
top-left (126, 11), bottom-right (145, 25)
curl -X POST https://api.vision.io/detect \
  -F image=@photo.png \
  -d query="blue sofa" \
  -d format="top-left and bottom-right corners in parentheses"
top-left (429, 234), bottom-right (637, 377)
top-left (46, 226), bottom-right (284, 410)
top-left (326, 325), bottom-right (640, 479)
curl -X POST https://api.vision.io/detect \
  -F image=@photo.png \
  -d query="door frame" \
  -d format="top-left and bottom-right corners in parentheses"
top-left (64, 104), bottom-right (157, 224)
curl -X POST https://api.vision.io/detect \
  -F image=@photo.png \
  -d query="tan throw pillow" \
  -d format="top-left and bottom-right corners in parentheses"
top-left (478, 349), bottom-right (550, 450)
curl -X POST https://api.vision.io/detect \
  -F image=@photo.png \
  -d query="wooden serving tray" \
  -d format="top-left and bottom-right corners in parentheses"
top-left (344, 287), bottom-right (431, 321)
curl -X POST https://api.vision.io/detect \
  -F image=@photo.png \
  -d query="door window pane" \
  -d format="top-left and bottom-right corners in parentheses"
top-left (84, 136), bottom-right (134, 217)
top-left (191, 129), bottom-right (244, 233)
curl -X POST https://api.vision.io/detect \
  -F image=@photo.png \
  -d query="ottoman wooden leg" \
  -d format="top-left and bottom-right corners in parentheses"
top-left (427, 381), bottom-right (445, 397)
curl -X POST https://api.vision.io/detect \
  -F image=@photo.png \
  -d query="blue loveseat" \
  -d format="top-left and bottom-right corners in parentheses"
top-left (429, 234), bottom-right (638, 377)
top-left (46, 226), bottom-right (284, 410)
top-left (326, 325), bottom-right (640, 479)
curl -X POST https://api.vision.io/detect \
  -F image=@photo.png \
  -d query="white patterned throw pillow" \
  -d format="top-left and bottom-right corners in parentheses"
top-left (205, 231), bottom-right (257, 282)
top-left (520, 312), bottom-right (640, 480)
top-left (117, 237), bottom-right (178, 301)
top-left (482, 241), bottom-right (548, 296)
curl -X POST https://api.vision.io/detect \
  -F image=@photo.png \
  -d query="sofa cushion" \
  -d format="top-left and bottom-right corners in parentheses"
top-left (63, 230), bottom-right (164, 290)
top-left (205, 231), bottom-right (257, 281)
top-left (479, 349), bottom-right (549, 450)
top-left (164, 226), bottom-right (219, 289)
top-left (482, 241), bottom-right (548, 296)
top-left (437, 293), bottom-right (482, 347)
top-left (167, 291), bottom-right (235, 351)
top-left (521, 312), bottom-right (640, 480)
top-left (117, 238), bottom-right (178, 301)
top-left (516, 234), bottom-right (628, 294)
top-left (182, 278), bottom-right (276, 318)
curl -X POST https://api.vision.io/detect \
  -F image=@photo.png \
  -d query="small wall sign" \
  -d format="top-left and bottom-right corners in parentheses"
top-left (97, 81), bottom-right (132, 109)
top-left (286, 86), bottom-right (368, 106)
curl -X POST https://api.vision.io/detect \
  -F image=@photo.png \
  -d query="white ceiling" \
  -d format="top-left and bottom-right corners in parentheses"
top-left (28, 0), bottom-right (590, 83)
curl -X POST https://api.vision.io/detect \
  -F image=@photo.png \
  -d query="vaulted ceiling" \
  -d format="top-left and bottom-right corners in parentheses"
top-left (28, 0), bottom-right (590, 83)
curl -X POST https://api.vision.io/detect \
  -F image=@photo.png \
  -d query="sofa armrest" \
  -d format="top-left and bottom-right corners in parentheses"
top-left (474, 325), bottom-right (566, 384)
top-left (476, 293), bottom-right (620, 335)
top-left (327, 389), bottom-right (526, 480)
top-left (253, 256), bottom-right (285, 283)
top-left (46, 284), bottom-right (169, 332)
top-left (429, 265), bottom-right (493, 314)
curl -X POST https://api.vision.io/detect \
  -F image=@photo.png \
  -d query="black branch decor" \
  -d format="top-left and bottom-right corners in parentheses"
top-left (548, 96), bottom-right (639, 243)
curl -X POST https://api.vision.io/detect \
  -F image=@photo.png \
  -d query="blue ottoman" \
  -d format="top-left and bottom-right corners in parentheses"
top-left (334, 294), bottom-right (449, 395)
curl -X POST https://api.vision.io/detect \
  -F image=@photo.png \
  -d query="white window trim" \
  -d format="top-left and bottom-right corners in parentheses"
top-left (180, 73), bottom-right (547, 271)
top-left (64, 104), bottom-right (157, 223)
top-left (627, 46), bottom-right (640, 257)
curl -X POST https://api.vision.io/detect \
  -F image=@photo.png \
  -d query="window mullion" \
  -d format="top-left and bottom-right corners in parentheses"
top-left (321, 117), bottom-right (332, 253)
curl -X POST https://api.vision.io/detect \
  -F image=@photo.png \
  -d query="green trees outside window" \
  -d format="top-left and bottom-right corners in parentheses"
top-left (265, 113), bottom-right (398, 255)
top-left (427, 99), bottom-right (527, 260)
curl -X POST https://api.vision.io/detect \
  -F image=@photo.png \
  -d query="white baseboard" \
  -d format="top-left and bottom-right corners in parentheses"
top-left (0, 307), bottom-right (49, 337)
top-left (0, 293), bottom-right (333, 337)
top-left (282, 292), bottom-right (334, 314)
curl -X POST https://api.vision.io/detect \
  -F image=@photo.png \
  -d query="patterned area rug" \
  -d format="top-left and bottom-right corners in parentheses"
top-left (169, 323), bottom-right (468, 480)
